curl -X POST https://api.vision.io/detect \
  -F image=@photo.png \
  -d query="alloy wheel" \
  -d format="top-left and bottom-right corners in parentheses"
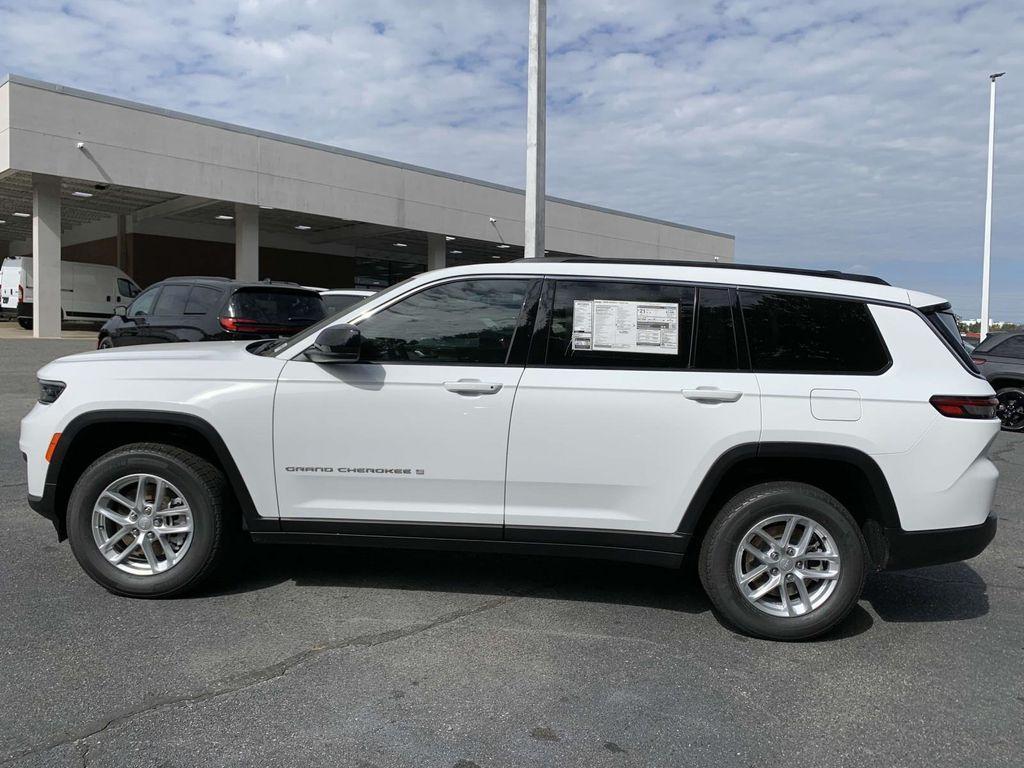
top-left (996, 389), bottom-right (1024, 431)
top-left (733, 513), bottom-right (841, 618)
top-left (91, 473), bottom-right (194, 576)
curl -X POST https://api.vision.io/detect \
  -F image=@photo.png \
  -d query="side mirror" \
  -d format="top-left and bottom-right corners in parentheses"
top-left (114, 305), bottom-right (128, 317)
top-left (304, 324), bottom-right (362, 364)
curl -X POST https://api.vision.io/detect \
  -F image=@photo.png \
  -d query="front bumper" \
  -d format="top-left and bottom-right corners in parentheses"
top-left (879, 514), bottom-right (997, 570)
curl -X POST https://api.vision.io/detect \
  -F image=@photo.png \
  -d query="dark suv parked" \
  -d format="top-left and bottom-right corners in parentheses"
top-left (971, 331), bottom-right (1024, 431)
top-left (97, 277), bottom-right (326, 347)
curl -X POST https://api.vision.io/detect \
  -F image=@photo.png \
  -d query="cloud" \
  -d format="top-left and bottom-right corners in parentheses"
top-left (0, 0), bottom-right (1021, 317)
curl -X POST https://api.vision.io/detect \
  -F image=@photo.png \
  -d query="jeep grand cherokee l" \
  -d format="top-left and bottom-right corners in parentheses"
top-left (20, 258), bottom-right (999, 640)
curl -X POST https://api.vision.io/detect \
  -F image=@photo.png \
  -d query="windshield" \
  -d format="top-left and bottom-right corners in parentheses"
top-left (257, 278), bottom-right (417, 357)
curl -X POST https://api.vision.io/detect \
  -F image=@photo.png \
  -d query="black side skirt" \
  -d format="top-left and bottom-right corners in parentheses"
top-left (252, 519), bottom-right (689, 568)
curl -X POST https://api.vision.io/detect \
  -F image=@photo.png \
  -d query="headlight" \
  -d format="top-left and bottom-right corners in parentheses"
top-left (38, 380), bottom-right (66, 405)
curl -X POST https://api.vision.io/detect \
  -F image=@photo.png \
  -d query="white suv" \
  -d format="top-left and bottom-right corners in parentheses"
top-left (19, 258), bottom-right (999, 640)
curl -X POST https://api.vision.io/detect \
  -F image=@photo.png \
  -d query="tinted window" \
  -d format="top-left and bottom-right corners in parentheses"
top-left (694, 288), bottom-right (739, 370)
top-left (545, 280), bottom-right (694, 369)
top-left (925, 308), bottom-right (981, 373)
top-left (185, 286), bottom-right (223, 315)
top-left (358, 279), bottom-right (529, 364)
top-left (227, 290), bottom-right (326, 327)
top-left (740, 290), bottom-right (889, 373)
top-left (153, 284), bottom-right (192, 316)
top-left (323, 293), bottom-right (368, 315)
top-left (987, 334), bottom-right (1024, 360)
top-left (128, 287), bottom-right (160, 317)
top-left (117, 278), bottom-right (140, 299)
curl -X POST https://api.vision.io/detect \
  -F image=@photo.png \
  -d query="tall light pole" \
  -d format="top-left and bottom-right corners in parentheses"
top-left (980, 72), bottom-right (1005, 340)
top-left (524, 0), bottom-right (546, 259)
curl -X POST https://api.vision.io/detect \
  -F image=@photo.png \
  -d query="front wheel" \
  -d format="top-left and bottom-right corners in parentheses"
top-left (97, 335), bottom-right (114, 349)
top-left (699, 482), bottom-right (867, 641)
top-left (996, 387), bottom-right (1024, 432)
top-left (67, 443), bottom-right (230, 597)
top-left (17, 317), bottom-right (32, 330)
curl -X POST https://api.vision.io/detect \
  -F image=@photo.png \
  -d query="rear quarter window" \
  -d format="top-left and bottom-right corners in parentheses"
top-left (739, 290), bottom-right (890, 374)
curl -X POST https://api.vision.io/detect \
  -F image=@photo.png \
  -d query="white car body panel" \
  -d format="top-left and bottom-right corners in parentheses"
top-left (20, 342), bottom-right (284, 519)
top-left (505, 369), bottom-right (761, 532)
top-left (273, 360), bottom-right (523, 524)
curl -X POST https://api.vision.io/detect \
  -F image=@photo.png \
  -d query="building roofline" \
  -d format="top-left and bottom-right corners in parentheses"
top-left (1, 73), bottom-right (734, 241)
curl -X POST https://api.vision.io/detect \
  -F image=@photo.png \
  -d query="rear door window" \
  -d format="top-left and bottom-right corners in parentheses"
top-left (152, 285), bottom-right (192, 316)
top-left (117, 278), bottom-right (140, 299)
top-left (544, 280), bottom-right (695, 369)
top-left (739, 290), bottom-right (890, 374)
top-left (693, 287), bottom-right (740, 370)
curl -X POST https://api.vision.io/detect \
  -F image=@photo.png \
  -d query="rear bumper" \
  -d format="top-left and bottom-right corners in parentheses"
top-left (879, 514), bottom-right (997, 570)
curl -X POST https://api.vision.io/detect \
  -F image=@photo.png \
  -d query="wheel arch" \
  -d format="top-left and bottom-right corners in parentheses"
top-left (677, 442), bottom-right (900, 567)
top-left (43, 410), bottom-right (275, 540)
top-left (989, 376), bottom-right (1024, 392)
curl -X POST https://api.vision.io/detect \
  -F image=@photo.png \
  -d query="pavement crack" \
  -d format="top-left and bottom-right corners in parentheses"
top-left (0, 590), bottom-right (528, 765)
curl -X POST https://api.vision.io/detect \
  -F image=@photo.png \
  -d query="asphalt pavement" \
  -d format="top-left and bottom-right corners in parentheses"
top-left (1, 338), bottom-right (1021, 767)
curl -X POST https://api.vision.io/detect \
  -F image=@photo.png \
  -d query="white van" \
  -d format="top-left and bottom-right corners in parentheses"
top-left (0, 257), bottom-right (141, 329)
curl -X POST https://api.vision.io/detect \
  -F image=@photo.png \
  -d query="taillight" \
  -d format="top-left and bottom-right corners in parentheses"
top-left (930, 395), bottom-right (998, 419)
top-left (971, 357), bottom-right (986, 366)
top-left (18, 284), bottom-right (24, 302)
top-left (219, 316), bottom-right (293, 334)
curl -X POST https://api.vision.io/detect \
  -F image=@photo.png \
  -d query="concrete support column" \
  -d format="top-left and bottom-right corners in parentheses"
top-left (235, 203), bottom-right (259, 281)
top-left (116, 214), bottom-right (131, 274)
top-left (427, 233), bottom-right (446, 271)
top-left (32, 174), bottom-right (62, 338)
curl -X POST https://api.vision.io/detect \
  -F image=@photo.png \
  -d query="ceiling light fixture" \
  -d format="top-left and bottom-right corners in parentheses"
top-left (496, 244), bottom-right (510, 249)
top-left (450, 250), bottom-right (462, 254)
top-left (0, 220), bottom-right (6, 225)
top-left (12, 212), bottom-right (30, 218)
top-left (259, 206), bottom-right (275, 210)
top-left (215, 214), bottom-right (234, 221)
top-left (393, 242), bottom-right (408, 247)
top-left (294, 225), bottom-right (312, 231)
top-left (445, 236), bottom-right (455, 241)
top-left (71, 191), bottom-right (94, 198)
top-left (491, 255), bottom-right (501, 259)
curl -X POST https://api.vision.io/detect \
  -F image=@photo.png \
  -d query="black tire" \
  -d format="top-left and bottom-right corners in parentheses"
top-left (97, 335), bottom-right (114, 349)
top-left (699, 482), bottom-right (867, 641)
top-left (996, 387), bottom-right (1024, 432)
top-left (17, 317), bottom-right (31, 330)
top-left (66, 443), bottom-right (230, 598)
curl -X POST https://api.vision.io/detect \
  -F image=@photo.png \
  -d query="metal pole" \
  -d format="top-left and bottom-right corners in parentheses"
top-left (981, 72), bottom-right (1004, 340)
top-left (524, 0), bottom-right (546, 259)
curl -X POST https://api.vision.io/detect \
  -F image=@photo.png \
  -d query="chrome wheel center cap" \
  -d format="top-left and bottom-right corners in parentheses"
top-left (779, 557), bottom-right (794, 572)
top-left (138, 515), bottom-right (153, 531)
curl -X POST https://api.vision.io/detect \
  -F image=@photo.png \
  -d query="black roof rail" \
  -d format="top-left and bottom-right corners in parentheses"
top-left (518, 256), bottom-right (891, 286)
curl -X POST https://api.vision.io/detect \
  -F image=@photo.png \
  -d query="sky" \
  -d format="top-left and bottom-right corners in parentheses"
top-left (1, 0), bottom-right (1022, 319)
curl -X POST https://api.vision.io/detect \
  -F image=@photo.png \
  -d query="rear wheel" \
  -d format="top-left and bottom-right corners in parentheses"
top-left (699, 482), bottom-right (866, 641)
top-left (97, 336), bottom-right (114, 349)
top-left (996, 387), bottom-right (1024, 431)
top-left (17, 317), bottom-right (31, 330)
top-left (67, 443), bottom-right (230, 597)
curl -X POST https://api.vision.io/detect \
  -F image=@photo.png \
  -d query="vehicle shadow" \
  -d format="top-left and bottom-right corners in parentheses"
top-left (204, 543), bottom-right (714, 614)
top-left (202, 545), bottom-right (988, 636)
top-left (861, 562), bottom-right (990, 623)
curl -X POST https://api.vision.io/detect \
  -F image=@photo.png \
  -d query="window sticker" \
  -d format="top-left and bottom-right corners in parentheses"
top-left (571, 299), bottom-right (678, 355)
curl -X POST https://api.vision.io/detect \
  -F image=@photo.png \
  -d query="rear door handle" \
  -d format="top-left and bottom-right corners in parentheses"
top-left (444, 380), bottom-right (503, 395)
top-left (682, 387), bottom-right (743, 403)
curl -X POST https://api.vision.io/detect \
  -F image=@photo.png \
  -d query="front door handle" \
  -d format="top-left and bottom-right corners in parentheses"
top-left (444, 380), bottom-right (503, 395)
top-left (682, 387), bottom-right (743, 403)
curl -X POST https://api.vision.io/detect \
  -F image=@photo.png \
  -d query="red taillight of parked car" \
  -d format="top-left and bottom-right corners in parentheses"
top-left (971, 357), bottom-right (986, 366)
top-left (929, 395), bottom-right (999, 419)
top-left (218, 316), bottom-right (294, 335)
